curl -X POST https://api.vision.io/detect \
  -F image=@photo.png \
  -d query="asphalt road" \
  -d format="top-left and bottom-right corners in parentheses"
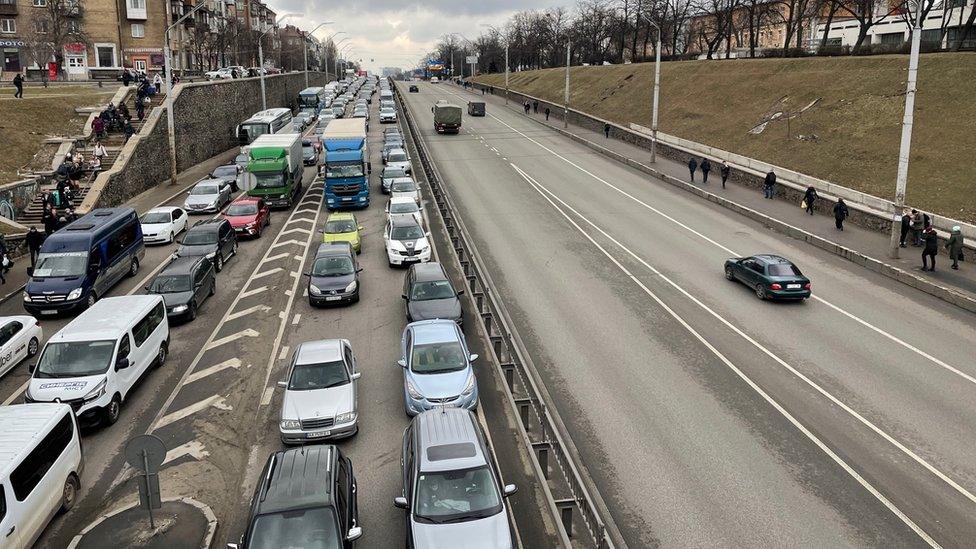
top-left (398, 81), bottom-right (976, 548)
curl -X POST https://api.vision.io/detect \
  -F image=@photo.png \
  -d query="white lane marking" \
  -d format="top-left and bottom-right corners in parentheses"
top-left (224, 304), bottom-right (271, 322)
top-left (476, 97), bottom-right (976, 390)
top-left (278, 346), bottom-right (289, 360)
top-left (240, 285), bottom-right (268, 298)
top-left (263, 252), bottom-right (290, 263)
top-left (271, 239), bottom-right (303, 249)
top-left (155, 395), bottom-right (232, 430)
top-left (163, 440), bottom-right (210, 465)
top-left (293, 255), bottom-right (304, 261)
top-left (290, 271), bottom-right (299, 278)
top-left (292, 313), bottom-right (301, 326)
top-left (289, 217), bottom-right (315, 225)
top-left (252, 267), bottom-right (283, 280)
top-left (185, 358), bottom-right (242, 385)
top-left (511, 164), bottom-right (940, 547)
top-left (2, 380), bottom-right (29, 406)
top-left (203, 328), bottom-right (259, 351)
top-left (294, 207), bottom-right (318, 215)
top-left (260, 387), bottom-right (275, 406)
top-left (281, 227), bottom-right (312, 237)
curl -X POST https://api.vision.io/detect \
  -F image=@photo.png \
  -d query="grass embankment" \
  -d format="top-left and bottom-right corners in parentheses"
top-left (0, 85), bottom-right (117, 183)
top-left (474, 54), bottom-right (976, 223)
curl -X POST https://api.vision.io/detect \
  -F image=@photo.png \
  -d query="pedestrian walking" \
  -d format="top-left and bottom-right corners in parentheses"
top-left (921, 226), bottom-right (939, 271)
top-left (910, 209), bottom-right (923, 245)
top-left (0, 235), bottom-right (9, 282)
top-left (136, 99), bottom-right (145, 121)
top-left (123, 120), bottom-right (135, 142)
top-left (13, 73), bottom-right (24, 99)
top-left (42, 205), bottom-right (56, 235)
top-left (153, 72), bottom-right (163, 90)
top-left (26, 226), bottom-right (44, 269)
top-left (92, 116), bottom-right (105, 140)
top-left (122, 69), bottom-right (132, 87)
top-left (481, 87), bottom-right (485, 95)
top-left (899, 208), bottom-right (912, 247)
top-left (688, 157), bottom-right (698, 182)
top-left (833, 198), bottom-right (849, 230)
top-left (523, 101), bottom-right (530, 115)
top-left (946, 226), bottom-right (964, 270)
top-left (803, 186), bottom-right (818, 215)
top-left (720, 161), bottom-right (730, 189)
top-left (544, 107), bottom-right (550, 121)
top-left (533, 100), bottom-right (539, 114)
top-left (92, 140), bottom-right (106, 161)
top-left (118, 102), bottom-right (131, 121)
top-left (763, 170), bottom-right (776, 199)
top-left (700, 158), bottom-right (711, 184)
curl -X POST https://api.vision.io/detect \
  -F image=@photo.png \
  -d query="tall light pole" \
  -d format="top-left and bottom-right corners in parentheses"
top-left (889, 3), bottom-right (924, 259)
top-left (338, 45), bottom-right (353, 76)
top-left (324, 31), bottom-right (346, 82)
top-left (302, 22), bottom-right (333, 87)
top-left (332, 37), bottom-right (350, 80)
top-left (505, 42), bottom-right (509, 105)
top-left (640, 14), bottom-right (662, 163)
top-left (163, 0), bottom-right (208, 185)
top-left (563, 39), bottom-right (570, 129)
top-left (259, 13), bottom-right (298, 111)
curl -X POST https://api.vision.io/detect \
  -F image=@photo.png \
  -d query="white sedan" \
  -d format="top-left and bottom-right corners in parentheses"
top-left (0, 316), bottom-right (42, 379)
top-left (384, 217), bottom-right (431, 267)
top-left (385, 196), bottom-right (423, 226)
top-left (389, 178), bottom-right (420, 205)
top-left (140, 206), bottom-right (189, 244)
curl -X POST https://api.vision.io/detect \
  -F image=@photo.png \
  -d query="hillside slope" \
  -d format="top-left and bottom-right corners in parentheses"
top-left (474, 54), bottom-right (976, 223)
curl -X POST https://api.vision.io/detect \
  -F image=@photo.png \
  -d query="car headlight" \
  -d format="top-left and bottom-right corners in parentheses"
top-left (23, 292), bottom-right (31, 302)
top-left (83, 379), bottom-right (107, 403)
top-left (280, 419), bottom-right (301, 430)
top-left (335, 411), bottom-right (357, 424)
top-left (461, 373), bottom-right (477, 397)
top-left (344, 281), bottom-right (357, 293)
top-left (209, 200), bottom-right (218, 207)
top-left (406, 379), bottom-right (424, 400)
top-left (171, 304), bottom-right (188, 313)
top-left (206, 252), bottom-right (217, 260)
top-left (67, 288), bottom-right (83, 301)
top-left (308, 284), bottom-right (322, 296)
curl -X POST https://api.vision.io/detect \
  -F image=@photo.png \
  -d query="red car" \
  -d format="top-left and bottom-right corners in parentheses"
top-left (222, 196), bottom-right (270, 237)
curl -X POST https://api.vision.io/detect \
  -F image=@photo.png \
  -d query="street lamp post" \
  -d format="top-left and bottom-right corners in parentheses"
top-left (324, 32), bottom-right (346, 82)
top-left (563, 40), bottom-right (570, 129)
top-left (302, 22), bottom-right (333, 88)
top-left (331, 37), bottom-right (350, 81)
top-left (259, 13), bottom-right (298, 111)
top-left (163, 0), bottom-right (208, 185)
top-left (889, 3), bottom-right (924, 259)
top-left (505, 43), bottom-right (509, 105)
top-left (640, 14), bottom-right (662, 163)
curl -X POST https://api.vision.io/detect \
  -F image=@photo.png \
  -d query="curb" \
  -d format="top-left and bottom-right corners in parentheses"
top-left (66, 496), bottom-right (218, 549)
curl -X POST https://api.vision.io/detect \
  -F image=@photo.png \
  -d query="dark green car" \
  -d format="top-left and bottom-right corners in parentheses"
top-left (724, 254), bottom-right (811, 301)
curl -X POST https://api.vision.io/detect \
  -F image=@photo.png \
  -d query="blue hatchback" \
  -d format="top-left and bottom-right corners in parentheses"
top-left (399, 319), bottom-right (479, 416)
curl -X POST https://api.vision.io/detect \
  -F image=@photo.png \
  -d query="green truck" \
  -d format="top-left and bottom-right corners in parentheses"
top-left (246, 133), bottom-right (304, 208)
top-left (432, 102), bottom-right (462, 134)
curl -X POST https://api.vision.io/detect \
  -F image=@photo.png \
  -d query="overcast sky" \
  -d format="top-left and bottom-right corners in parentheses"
top-left (266, 0), bottom-right (550, 72)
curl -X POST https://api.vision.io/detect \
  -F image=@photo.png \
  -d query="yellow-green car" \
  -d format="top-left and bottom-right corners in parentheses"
top-left (322, 212), bottom-right (363, 254)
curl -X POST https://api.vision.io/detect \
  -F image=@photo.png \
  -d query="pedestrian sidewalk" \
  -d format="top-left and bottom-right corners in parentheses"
top-left (68, 497), bottom-right (217, 549)
top-left (462, 85), bottom-right (976, 307)
top-left (0, 148), bottom-right (237, 305)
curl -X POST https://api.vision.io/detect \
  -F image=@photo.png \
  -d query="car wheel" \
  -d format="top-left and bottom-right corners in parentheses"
top-left (755, 284), bottom-right (766, 300)
top-left (266, 214), bottom-right (271, 227)
top-left (215, 254), bottom-right (224, 272)
top-left (86, 291), bottom-right (98, 310)
top-left (59, 475), bottom-right (80, 514)
top-left (188, 303), bottom-right (197, 321)
top-left (725, 266), bottom-right (735, 281)
top-left (167, 231), bottom-right (174, 244)
top-left (157, 342), bottom-right (168, 367)
top-left (103, 395), bottom-right (122, 426)
top-left (27, 337), bottom-right (39, 357)
top-left (232, 241), bottom-right (238, 255)
top-left (128, 257), bottom-right (139, 277)
top-left (209, 279), bottom-right (216, 296)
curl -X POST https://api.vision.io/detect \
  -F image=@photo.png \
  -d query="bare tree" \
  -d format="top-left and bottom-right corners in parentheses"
top-left (834, 0), bottom-right (908, 53)
top-left (20, 0), bottom-right (88, 78)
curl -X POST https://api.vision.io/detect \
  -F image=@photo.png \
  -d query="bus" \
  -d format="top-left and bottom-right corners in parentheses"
top-left (235, 107), bottom-right (294, 146)
top-left (298, 87), bottom-right (327, 110)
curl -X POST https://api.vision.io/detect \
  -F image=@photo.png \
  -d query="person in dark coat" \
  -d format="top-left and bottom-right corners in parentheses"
top-left (26, 226), bottom-right (45, 269)
top-left (136, 99), bottom-right (145, 121)
top-left (544, 107), bottom-right (550, 121)
top-left (803, 186), bottom-right (819, 215)
top-left (921, 226), bottom-right (939, 271)
top-left (118, 102), bottom-right (131, 121)
top-left (945, 226), bottom-right (964, 270)
top-left (688, 157), bottom-right (698, 182)
top-left (42, 206), bottom-right (56, 235)
top-left (899, 208), bottom-right (912, 247)
top-left (833, 198), bottom-right (848, 230)
top-left (763, 170), bottom-right (776, 199)
top-left (13, 73), bottom-right (24, 99)
top-left (700, 158), bottom-right (711, 184)
top-left (910, 209), bottom-right (923, 245)
top-left (720, 161), bottom-right (730, 189)
top-left (604, 123), bottom-right (611, 138)
top-left (122, 70), bottom-right (132, 87)
top-left (533, 100), bottom-right (539, 113)
top-left (124, 120), bottom-right (135, 142)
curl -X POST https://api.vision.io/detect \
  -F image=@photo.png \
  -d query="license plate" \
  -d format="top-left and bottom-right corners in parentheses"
top-left (325, 296), bottom-right (341, 301)
top-left (306, 430), bottom-right (331, 438)
top-left (787, 284), bottom-right (801, 289)
top-left (343, 197), bottom-right (352, 201)
top-left (41, 310), bottom-right (57, 315)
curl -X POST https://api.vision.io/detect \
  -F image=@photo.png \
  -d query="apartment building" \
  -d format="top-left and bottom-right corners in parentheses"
top-left (814, 0), bottom-right (975, 50)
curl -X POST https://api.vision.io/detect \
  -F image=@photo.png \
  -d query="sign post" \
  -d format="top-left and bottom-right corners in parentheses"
top-left (124, 434), bottom-right (166, 528)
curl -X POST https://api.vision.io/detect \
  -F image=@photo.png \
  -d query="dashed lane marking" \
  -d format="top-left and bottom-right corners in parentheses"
top-left (290, 217), bottom-right (315, 225)
top-left (278, 346), bottom-right (289, 360)
top-left (185, 358), bottom-right (242, 384)
top-left (294, 207), bottom-right (318, 215)
top-left (281, 227), bottom-right (312, 237)
top-left (263, 252), bottom-right (290, 263)
top-left (240, 285), bottom-right (268, 298)
top-left (163, 440), bottom-right (210, 465)
top-left (271, 239), bottom-right (304, 249)
top-left (292, 313), bottom-right (301, 326)
top-left (252, 267), bottom-right (283, 280)
top-left (156, 395), bottom-right (232, 430)
top-left (224, 304), bottom-right (271, 322)
top-left (203, 328), bottom-right (259, 351)
top-left (260, 387), bottom-right (275, 407)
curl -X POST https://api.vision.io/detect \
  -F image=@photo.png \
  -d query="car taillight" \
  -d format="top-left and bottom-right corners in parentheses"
top-left (804, 283), bottom-right (811, 290)
top-left (770, 283), bottom-right (782, 290)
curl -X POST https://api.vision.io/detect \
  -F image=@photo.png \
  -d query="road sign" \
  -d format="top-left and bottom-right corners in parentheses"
top-left (466, 55), bottom-right (479, 64)
top-left (125, 434), bottom-right (166, 471)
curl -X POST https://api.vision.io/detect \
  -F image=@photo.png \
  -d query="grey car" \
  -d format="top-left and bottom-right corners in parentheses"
top-left (184, 179), bottom-right (231, 213)
top-left (403, 262), bottom-right (462, 324)
top-left (386, 148), bottom-right (411, 174)
top-left (277, 339), bottom-right (360, 444)
top-left (145, 255), bottom-right (215, 322)
top-left (306, 243), bottom-right (362, 306)
top-left (381, 166), bottom-right (408, 194)
top-left (209, 164), bottom-right (241, 193)
top-left (394, 408), bottom-right (517, 548)
top-left (175, 219), bottom-right (238, 272)
top-left (382, 140), bottom-right (404, 163)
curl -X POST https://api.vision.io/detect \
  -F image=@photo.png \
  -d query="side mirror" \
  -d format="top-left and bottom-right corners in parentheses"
top-left (144, 285), bottom-right (151, 292)
top-left (393, 496), bottom-right (409, 509)
top-left (456, 289), bottom-right (465, 296)
top-left (425, 232), bottom-right (431, 238)
top-left (116, 357), bottom-right (130, 371)
top-left (227, 544), bottom-right (240, 549)
top-left (469, 354), bottom-right (479, 362)
top-left (356, 267), bottom-right (363, 273)
top-left (396, 358), bottom-right (406, 368)
top-left (351, 372), bottom-right (362, 380)
top-left (346, 526), bottom-right (363, 542)
top-left (302, 272), bottom-right (311, 277)
top-left (503, 484), bottom-right (518, 497)
top-left (401, 294), bottom-right (408, 300)
top-left (28, 363), bottom-right (36, 374)
top-left (276, 380), bottom-right (287, 388)
top-left (358, 225), bottom-right (364, 230)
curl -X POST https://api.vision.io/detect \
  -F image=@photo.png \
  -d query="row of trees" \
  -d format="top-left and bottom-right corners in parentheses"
top-left (423, 0), bottom-right (975, 73)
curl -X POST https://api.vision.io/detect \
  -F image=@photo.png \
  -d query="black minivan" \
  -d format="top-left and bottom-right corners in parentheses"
top-left (230, 445), bottom-right (362, 549)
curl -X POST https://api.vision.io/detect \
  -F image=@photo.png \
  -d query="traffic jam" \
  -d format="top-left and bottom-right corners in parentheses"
top-left (0, 75), bottom-right (519, 549)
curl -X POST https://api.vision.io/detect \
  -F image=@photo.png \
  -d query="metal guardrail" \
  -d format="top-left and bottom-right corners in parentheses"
top-left (396, 85), bottom-right (620, 549)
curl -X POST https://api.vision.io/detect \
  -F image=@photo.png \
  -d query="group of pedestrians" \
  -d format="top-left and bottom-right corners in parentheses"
top-left (96, 102), bottom-right (135, 141)
top-left (687, 156), bottom-right (732, 188)
top-left (897, 208), bottom-right (965, 271)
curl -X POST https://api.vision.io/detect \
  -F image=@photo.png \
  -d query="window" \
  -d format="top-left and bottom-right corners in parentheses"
top-left (133, 302), bottom-right (164, 347)
top-left (0, 18), bottom-right (15, 34)
top-left (33, 0), bottom-right (47, 6)
top-left (66, 55), bottom-right (85, 68)
top-left (96, 44), bottom-right (116, 68)
top-left (131, 23), bottom-right (145, 38)
top-left (129, 0), bottom-right (145, 8)
top-left (106, 220), bottom-right (138, 261)
top-left (66, 19), bottom-right (79, 32)
top-left (10, 414), bottom-right (73, 501)
top-left (35, 19), bottom-right (49, 32)
top-left (117, 334), bottom-right (131, 360)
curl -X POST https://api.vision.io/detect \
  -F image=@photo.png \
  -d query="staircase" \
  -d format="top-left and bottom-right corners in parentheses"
top-left (18, 184), bottom-right (92, 228)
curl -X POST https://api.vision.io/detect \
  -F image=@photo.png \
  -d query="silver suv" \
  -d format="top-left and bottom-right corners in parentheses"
top-left (394, 408), bottom-right (517, 548)
top-left (278, 339), bottom-right (360, 444)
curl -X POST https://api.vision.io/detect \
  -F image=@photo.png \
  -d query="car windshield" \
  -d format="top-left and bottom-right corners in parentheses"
top-left (312, 256), bottom-right (355, 277)
top-left (141, 211), bottom-right (171, 224)
top-left (212, 166), bottom-right (237, 177)
top-left (410, 341), bottom-right (466, 374)
top-left (234, 154), bottom-right (248, 165)
top-left (388, 152), bottom-right (407, 162)
top-left (414, 466), bottom-right (502, 523)
top-left (253, 173), bottom-right (284, 189)
top-left (325, 163), bottom-right (364, 178)
top-left (383, 168), bottom-right (406, 179)
top-left (35, 340), bottom-right (117, 378)
top-left (392, 224), bottom-right (424, 240)
top-left (768, 263), bottom-right (802, 276)
top-left (410, 280), bottom-right (455, 301)
top-left (191, 184), bottom-right (219, 196)
top-left (391, 181), bottom-right (417, 193)
top-left (302, 145), bottom-right (314, 155)
top-left (149, 274), bottom-right (192, 293)
top-left (325, 219), bottom-right (357, 233)
top-left (390, 202), bottom-right (418, 214)
top-left (249, 507), bottom-right (340, 549)
top-left (226, 203), bottom-right (258, 216)
top-left (288, 360), bottom-right (349, 390)
top-left (182, 230), bottom-right (216, 246)
top-left (381, 109), bottom-right (395, 114)
top-left (32, 251), bottom-right (88, 278)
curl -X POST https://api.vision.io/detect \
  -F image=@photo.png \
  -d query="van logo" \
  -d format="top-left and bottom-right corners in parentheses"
top-left (39, 381), bottom-right (88, 390)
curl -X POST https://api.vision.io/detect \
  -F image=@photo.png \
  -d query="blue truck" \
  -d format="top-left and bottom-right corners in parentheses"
top-left (321, 118), bottom-right (370, 209)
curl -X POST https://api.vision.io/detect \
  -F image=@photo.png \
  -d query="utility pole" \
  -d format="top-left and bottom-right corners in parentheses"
top-left (504, 43), bottom-right (509, 105)
top-left (163, 0), bottom-right (207, 185)
top-left (889, 3), bottom-right (924, 259)
top-left (641, 15), bottom-right (662, 164)
top-left (564, 40), bottom-right (570, 129)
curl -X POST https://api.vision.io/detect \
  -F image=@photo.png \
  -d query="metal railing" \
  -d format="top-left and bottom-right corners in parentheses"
top-left (396, 85), bottom-right (620, 549)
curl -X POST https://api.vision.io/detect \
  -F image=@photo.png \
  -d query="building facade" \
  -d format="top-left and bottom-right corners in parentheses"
top-left (814, 1), bottom-right (975, 50)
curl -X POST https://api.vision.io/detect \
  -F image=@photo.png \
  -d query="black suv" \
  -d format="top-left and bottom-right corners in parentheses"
top-left (231, 445), bottom-right (362, 549)
top-left (145, 255), bottom-right (216, 322)
top-left (176, 219), bottom-right (237, 272)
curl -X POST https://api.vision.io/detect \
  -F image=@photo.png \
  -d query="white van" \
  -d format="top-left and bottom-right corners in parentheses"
top-left (0, 403), bottom-right (82, 549)
top-left (25, 295), bottom-right (169, 427)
